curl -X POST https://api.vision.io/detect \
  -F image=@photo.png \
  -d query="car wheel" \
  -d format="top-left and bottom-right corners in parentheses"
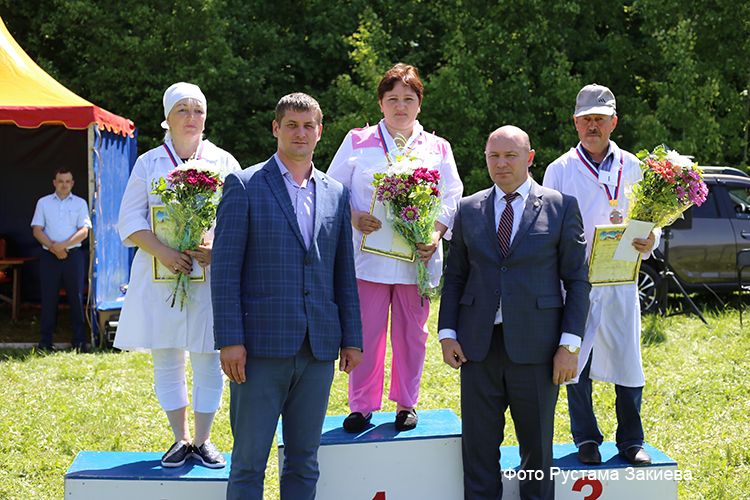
top-left (638, 264), bottom-right (661, 313)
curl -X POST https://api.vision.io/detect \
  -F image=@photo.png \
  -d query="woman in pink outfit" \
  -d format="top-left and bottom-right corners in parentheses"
top-left (328, 63), bottom-right (463, 432)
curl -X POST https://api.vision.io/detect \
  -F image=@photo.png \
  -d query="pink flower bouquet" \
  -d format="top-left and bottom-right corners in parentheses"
top-left (628, 145), bottom-right (708, 228)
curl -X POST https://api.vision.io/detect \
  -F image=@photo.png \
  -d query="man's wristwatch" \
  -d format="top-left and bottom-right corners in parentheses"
top-left (560, 344), bottom-right (580, 354)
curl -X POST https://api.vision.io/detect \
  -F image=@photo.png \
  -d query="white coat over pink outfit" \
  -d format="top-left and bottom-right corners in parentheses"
top-left (328, 120), bottom-right (463, 413)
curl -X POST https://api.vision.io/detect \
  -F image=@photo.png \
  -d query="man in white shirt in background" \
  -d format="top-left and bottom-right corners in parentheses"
top-left (31, 168), bottom-right (91, 352)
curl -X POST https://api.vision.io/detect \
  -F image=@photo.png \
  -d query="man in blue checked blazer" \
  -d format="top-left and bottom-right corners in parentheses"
top-left (438, 126), bottom-right (590, 500)
top-left (212, 93), bottom-right (362, 500)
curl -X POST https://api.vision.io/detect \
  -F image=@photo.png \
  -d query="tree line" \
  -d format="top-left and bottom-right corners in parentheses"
top-left (2, 0), bottom-right (748, 194)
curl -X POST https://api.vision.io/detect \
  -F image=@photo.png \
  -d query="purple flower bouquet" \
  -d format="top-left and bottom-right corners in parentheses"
top-left (373, 158), bottom-right (442, 298)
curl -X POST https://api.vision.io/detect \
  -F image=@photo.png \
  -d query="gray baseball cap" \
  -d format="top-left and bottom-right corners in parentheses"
top-left (574, 84), bottom-right (616, 117)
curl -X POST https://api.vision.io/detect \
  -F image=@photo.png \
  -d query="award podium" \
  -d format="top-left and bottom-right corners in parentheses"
top-left (277, 409), bottom-right (464, 499)
top-left (277, 409), bottom-right (679, 500)
top-left (65, 409), bottom-right (680, 499)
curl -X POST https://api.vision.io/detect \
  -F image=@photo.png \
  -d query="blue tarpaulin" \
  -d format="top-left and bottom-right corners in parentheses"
top-left (0, 18), bottom-right (137, 344)
top-left (90, 128), bottom-right (138, 339)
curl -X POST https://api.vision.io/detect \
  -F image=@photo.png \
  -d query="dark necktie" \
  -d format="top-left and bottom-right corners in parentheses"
top-left (497, 192), bottom-right (519, 258)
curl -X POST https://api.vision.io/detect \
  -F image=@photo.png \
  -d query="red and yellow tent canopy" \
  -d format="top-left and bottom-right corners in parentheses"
top-left (0, 17), bottom-right (134, 137)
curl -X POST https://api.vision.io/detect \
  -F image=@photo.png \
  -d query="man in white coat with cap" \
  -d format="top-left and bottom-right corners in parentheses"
top-left (543, 83), bottom-right (657, 466)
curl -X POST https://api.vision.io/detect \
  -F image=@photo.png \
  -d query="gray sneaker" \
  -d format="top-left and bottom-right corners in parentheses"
top-left (161, 440), bottom-right (191, 468)
top-left (191, 441), bottom-right (226, 469)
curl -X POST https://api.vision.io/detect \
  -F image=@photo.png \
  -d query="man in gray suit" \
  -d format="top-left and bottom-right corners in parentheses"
top-left (438, 125), bottom-right (590, 500)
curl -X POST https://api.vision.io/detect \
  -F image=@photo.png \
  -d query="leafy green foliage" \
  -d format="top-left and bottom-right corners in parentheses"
top-left (0, 0), bottom-right (748, 195)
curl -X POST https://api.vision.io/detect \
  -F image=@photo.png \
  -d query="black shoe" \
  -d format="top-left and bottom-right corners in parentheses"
top-left (343, 412), bottom-right (372, 433)
top-left (161, 440), bottom-right (191, 468)
top-left (395, 409), bottom-right (418, 431)
top-left (72, 343), bottom-right (92, 353)
top-left (191, 441), bottom-right (226, 469)
top-left (577, 442), bottom-right (602, 464)
top-left (620, 446), bottom-right (652, 465)
top-left (35, 343), bottom-right (56, 353)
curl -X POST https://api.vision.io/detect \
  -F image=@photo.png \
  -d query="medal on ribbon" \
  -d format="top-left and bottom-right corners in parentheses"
top-left (609, 201), bottom-right (623, 224)
top-left (576, 145), bottom-right (624, 223)
top-left (377, 123), bottom-right (420, 166)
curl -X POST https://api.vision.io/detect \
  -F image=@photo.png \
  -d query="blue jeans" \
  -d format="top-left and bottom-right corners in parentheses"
top-left (226, 337), bottom-right (334, 500)
top-left (567, 354), bottom-right (644, 452)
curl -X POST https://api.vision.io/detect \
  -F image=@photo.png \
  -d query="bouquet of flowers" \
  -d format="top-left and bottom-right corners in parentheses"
top-left (372, 140), bottom-right (442, 298)
top-left (628, 145), bottom-right (708, 228)
top-left (151, 160), bottom-right (223, 309)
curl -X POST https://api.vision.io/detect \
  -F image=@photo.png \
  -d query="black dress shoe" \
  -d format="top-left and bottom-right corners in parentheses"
top-left (36, 344), bottom-right (56, 353)
top-left (343, 412), bottom-right (372, 433)
top-left (394, 409), bottom-right (418, 431)
top-left (577, 442), bottom-right (602, 464)
top-left (620, 446), bottom-right (652, 465)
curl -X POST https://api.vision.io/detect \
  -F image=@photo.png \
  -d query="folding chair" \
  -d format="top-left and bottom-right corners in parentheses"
top-left (736, 249), bottom-right (750, 326)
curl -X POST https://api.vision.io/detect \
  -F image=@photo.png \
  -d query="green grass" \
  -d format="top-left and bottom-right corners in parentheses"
top-left (1, 303), bottom-right (749, 499)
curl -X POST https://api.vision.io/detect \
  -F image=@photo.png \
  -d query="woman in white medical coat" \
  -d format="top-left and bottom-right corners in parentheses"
top-left (115, 82), bottom-right (240, 468)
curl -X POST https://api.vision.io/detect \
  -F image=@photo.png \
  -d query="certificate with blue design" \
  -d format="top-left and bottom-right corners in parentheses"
top-left (589, 224), bottom-right (641, 286)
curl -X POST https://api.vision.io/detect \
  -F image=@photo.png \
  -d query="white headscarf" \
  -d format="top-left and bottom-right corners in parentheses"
top-left (161, 82), bottom-right (207, 129)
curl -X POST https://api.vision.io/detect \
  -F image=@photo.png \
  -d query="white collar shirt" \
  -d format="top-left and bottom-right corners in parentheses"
top-left (327, 119), bottom-right (464, 287)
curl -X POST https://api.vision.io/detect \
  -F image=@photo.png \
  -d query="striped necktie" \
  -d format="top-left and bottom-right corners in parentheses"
top-left (497, 192), bottom-right (519, 257)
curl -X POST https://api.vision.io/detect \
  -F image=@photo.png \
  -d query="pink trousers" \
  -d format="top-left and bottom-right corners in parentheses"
top-left (348, 279), bottom-right (430, 414)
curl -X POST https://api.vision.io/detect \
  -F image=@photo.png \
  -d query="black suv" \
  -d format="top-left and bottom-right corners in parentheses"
top-left (638, 171), bottom-right (750, 312)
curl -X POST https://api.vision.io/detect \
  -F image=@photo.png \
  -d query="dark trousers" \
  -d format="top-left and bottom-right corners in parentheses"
top-left (460, 325), bottom-right (557, 500)
top-left (226, 337), bottom-right (334, 500)
top-left (567, 354), bottom-right (644, 452)
top-left (39, 248), bottom-right (86, 347)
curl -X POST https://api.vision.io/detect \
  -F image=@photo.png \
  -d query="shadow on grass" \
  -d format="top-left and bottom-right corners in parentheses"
top-left (0, 346), bottom-right (117, 362)
top-left (0, 348), bottom-right (37, 362)
top-left (699, 292), bottom-right (747, 315)
top-left (654, 290), bottom-right (746, 324)
top-left (642, 313), bottom-right (667, 345)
